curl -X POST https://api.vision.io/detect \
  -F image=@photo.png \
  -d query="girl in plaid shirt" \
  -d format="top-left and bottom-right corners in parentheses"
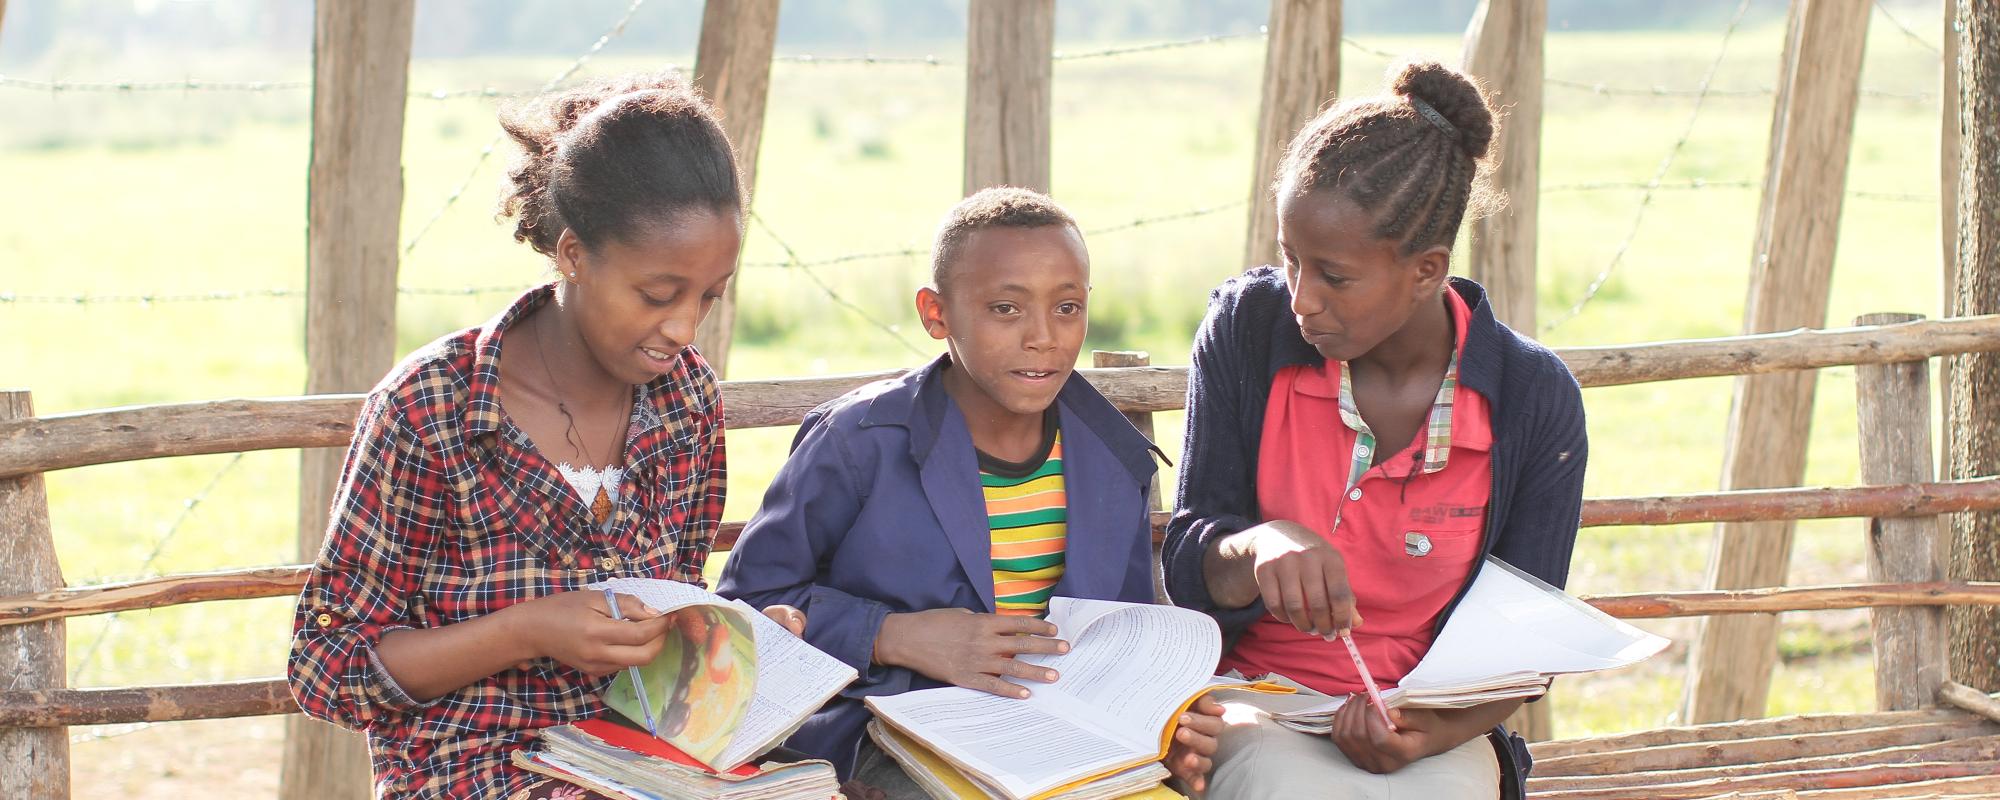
top-left (287, 72), bottom-right (803, 799)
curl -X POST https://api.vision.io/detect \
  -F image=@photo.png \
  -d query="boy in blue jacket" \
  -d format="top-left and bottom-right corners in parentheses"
top-left (719, 188), bottom-right (1223, 797)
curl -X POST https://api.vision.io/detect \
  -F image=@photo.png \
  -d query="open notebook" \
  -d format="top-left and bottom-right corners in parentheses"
top-left (1253, 557), bottom-right (1670, 733)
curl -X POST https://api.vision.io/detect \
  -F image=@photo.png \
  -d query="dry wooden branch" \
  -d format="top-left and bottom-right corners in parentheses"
top-left (0, 678), bottom-right (295, 727)
top-left (1529, 736), bottom-right (2000, 790)
top-left (1528, 760), bottom-right (2000, 800)
top-left (1939, 680), bottom-right (2000, 724)
top-left (1581, 477), bottom-right (2000, 526)
top-left (1563, 314), bottom-right (2000, 387)
top-left (1528, 709), bottom-right (1973, 759)
top-left (1583, 582), bottom-right (2000, 619)
top-left (1529, 720), bottom-right (2000, 776)
top-left (0, 566), bottom-right (311, 627)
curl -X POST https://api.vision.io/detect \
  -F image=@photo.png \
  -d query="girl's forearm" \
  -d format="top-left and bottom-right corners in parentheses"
top-left (373, 608), bottom-right (538, 702)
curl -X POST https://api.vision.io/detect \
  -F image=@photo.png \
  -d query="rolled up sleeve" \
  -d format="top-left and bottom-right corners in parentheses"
top-left (287, 394), bottom-right (446, 731)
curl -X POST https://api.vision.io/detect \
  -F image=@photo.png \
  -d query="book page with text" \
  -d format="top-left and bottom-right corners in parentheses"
top-left (867, 687), bottom-right (1154, 800)
top-left (713, 599), bottom-right (859, 770)
top-left (1017, 600), bottom-right (1220, 744)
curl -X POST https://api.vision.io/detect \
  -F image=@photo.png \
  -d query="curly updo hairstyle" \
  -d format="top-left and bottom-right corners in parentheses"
top-left (497, 71), bottom-right (742, 258)
top-left (1274, 59), bottom-right (1502, 257)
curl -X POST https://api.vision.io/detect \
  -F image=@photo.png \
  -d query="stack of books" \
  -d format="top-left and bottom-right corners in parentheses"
top-left (517, 720), bottom-right (843, 800)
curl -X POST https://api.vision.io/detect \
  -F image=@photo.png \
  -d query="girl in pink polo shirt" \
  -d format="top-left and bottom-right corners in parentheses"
top-left (1163, 60), bottom-right (1590, 800)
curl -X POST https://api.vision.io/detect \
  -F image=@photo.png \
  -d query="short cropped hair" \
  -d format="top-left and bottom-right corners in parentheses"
top-left (930, 187), bottom-right (1080, 290)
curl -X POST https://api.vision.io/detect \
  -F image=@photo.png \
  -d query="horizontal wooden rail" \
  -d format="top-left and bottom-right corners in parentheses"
top-left (4, 316), bottom-right (1996, 478)
top-left (0, 678), bottom-right (296, 727)
top-left (1578, 476), bottom-right (2000, 527)
top-left (1585, 581), bottom-right (2000, 619)
top-left (7, 582), bottom-right (1998, 727)
top-left (9, 476), bottom-right (1999, 627)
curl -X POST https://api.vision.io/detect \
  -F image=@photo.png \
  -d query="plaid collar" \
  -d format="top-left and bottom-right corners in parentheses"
top-left (1337, 349), bottom-right (1460, 480)
top-left (1334, 289), bottom-right (1472, 482)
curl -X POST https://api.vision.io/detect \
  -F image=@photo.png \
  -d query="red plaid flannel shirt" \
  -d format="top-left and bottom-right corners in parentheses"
top-left (287, 286), bottom-right (726, 799)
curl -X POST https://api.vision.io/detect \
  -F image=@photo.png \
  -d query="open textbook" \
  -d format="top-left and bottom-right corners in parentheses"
top-left (1249, 557), bottom-right (1671, 734)
top-left (582, 578), bottom-right (859, 772)
top-left (866, 720), bottom-right (1180, 800)
top-left (865, 598), bottom-right (1275, 800)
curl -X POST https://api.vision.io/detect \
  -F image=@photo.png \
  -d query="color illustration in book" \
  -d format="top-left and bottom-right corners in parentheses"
top-left (603, 603), bottom-right (758, 765)
top-left (587, 578), bottom-right (857, 774)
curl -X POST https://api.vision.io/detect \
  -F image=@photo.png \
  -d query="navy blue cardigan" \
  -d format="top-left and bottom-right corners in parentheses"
top-left (1161, 268), bottom-right (1588, 796)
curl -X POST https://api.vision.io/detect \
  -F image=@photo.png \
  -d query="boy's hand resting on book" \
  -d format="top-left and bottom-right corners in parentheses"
top-left (1206, 520), bottom-right (1362, 636)
top-left (1164, 695), bottom-right (1226, 793)
top-left (873, 608), bottom-right (1070, 699)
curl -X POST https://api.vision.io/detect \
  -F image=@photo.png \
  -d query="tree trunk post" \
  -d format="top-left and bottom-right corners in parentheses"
top-left (689, 0), bottom-right (782, 378)
top-left (1684, 0), bottom-right (1871, 724)
top-left (0, 391), bottom-right (66, 799)
top-left (1946, 0), bottom-right (2000, 693)
top-left (1942, 0), bottom-right (1961, 467)
top-left (1460, 0), bottom-right (1544, 334)
top-left (963, 0), bottom-right (1054, 194)
top-left (281, 3), bottom-right (416, 798)
top-left (1243, 0), bottom-right (1341, 271)
top-left (1854, 312), bottom-right (1949, 709)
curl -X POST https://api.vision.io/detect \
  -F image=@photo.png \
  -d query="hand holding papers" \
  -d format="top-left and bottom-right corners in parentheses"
top-left (1265, 557), bottom-right (1669, 734)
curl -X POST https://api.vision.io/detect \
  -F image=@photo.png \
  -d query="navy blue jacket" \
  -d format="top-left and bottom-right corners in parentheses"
top-left (1161, 268), bottom-right (1589, 796)
top-left (717, 355), bottom-right (1160, 778)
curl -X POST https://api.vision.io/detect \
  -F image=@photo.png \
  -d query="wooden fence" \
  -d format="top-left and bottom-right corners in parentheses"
top-left (4, 312), bottom-right (2000, 794)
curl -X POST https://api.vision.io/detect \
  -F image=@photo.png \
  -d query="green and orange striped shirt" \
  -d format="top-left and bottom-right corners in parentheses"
top-left (978, 415), bottom-right (1068, 617)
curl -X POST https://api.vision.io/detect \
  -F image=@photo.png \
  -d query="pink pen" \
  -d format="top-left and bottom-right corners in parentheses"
top-left (1339, 632), bottom-right (1397, 732)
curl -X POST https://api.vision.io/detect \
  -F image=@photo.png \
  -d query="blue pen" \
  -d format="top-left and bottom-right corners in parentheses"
top-left (602, 588), bottom-right (659, 737)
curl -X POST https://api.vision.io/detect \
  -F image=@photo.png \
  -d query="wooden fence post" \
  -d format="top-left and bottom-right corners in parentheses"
top-left (280, 3), bottom-right (416, 799)
top-left (1243, 0), bottom-right (1341, 271)
top-left (1460, 0), bottom-right (1543, 334)
top-left (1946, 0), bottom-right (2000, 693)
top-left (1464, 0), bottom-right (1550, 736)
top-left (0, 391), bottom-right (66, 799)
top-left (690, 0), bottom-right (781, 379)
top-left (1854, 312), bottom-right (1949, 709)
top-left (964, 0), bottom-right (1053, 194)
top-left (1684, 0), bottom-right (1871, 724)
top-left (1093, 351), bottom-right (1167, 603)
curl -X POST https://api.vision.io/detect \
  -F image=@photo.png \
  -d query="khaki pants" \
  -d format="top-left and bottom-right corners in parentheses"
top-left (1205, 681), bottom-right (1500, 800)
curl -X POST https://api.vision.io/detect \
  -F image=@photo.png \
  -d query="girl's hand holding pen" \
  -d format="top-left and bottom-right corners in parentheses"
top-left (500, 590), bottom-right (676, 677)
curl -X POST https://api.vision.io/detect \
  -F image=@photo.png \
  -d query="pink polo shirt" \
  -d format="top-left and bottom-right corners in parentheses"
top-left (1216, 289), bottom-right (1494, 697)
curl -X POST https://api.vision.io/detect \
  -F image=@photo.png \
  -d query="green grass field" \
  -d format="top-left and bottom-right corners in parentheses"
top-left (0, 14), bottom-right (1957, 779)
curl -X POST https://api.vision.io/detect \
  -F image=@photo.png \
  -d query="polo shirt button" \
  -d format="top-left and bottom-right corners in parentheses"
top-left (1356, 445), bottom-right (1371, 458)
top-left (1348, 488), bottom-right (1363, 502)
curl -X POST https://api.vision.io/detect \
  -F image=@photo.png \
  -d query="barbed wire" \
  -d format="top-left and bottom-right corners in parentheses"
top-left (747, 211), bottom-right (929, 358)
top-left (1541, 178), bottom-right (1934, 203)
top-left (1544, 77), bottom-right (1934, 102)
top-left (68, 453), bottom-right (247, 685)
top-left (1541, 0), bottom-right (1755, 335)
top-left (0, 75), bottom-right (529, 100)
top-left (1873, 0), bottom-right (1944, 57)
top-left (2, 200), bottom-right (1249, 304)
top-left (739, 199), bottom-right (1247, 270)
top-left (400, 0), bottom-right (653, 258)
